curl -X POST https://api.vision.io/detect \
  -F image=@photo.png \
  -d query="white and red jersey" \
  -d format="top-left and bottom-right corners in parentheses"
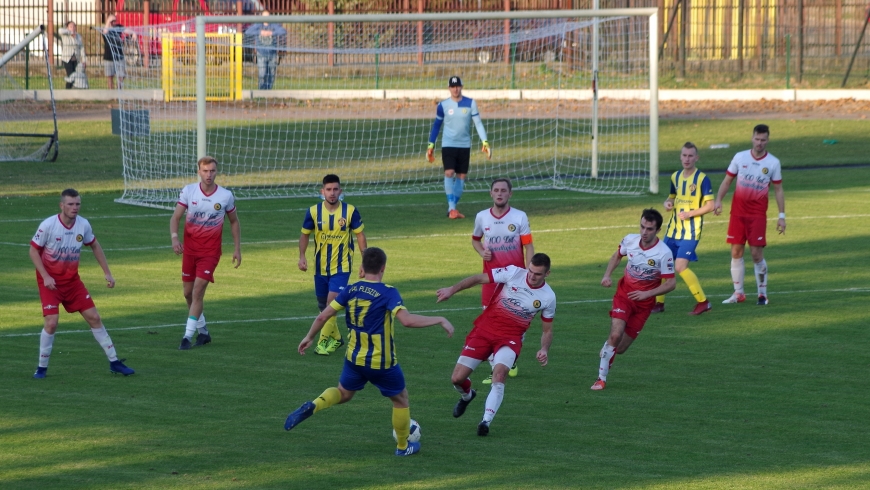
top-left (472, 206), bottom-right (532, 273)
top-left (726, 150), bottom-right (782, 217)
top-left (473, 265), bottom-right (556, 339)
top-left (31, 215), bottom-right (96, 285)
top-left (615, 234), bottom-right (675, 304)
top-left (177, 183), bottom-right (236, 257)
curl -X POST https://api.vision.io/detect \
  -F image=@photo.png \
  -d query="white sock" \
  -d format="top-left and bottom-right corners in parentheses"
top-left (184, 316), bottom-right (198, 339)
top-left (754, 259), bottom-right (768, 296)
top-left (91, 326), bottom-right (118, 362)
top-left (39, 329), bottom-right (55, 368)
top-left (482, 382), bottom-right (504, 423)
top-left (730, 258), bottom-right (745, 294)
top-left (598, 342), bottom-right (616, 381)
top-left (196, 313), bottom-right (208, 335)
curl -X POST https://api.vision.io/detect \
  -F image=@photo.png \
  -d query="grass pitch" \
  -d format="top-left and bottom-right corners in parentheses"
top-left (0, 118), bottom-right (869, 489)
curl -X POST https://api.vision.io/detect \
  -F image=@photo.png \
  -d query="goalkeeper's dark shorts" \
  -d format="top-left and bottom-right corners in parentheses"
top-left (442, 147), bottom-right (471, 175)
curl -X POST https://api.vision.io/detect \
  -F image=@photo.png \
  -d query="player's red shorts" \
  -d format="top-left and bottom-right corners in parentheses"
top-left (182, 254), bottom-right (221, 283)
top-left (37, 276), bottom-right (95, 316)
top-left (460, 326), bottom-right (523, 361)
top-left (727, 215), bottom-right (767, 247)
top-left (609, 294), bottom-right (653, 339)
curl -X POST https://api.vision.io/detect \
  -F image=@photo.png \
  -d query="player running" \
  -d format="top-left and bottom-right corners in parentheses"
top-left (472, 178), bottom-right (534, 383)
top-left (30, 189), bottom-right (135, 378)
top-left (437, 253), bottom-right (555, 436)
top-left (714, 124), bottom-right (786, 306)
top-left (591, 209), bottom-right (675, 391)
top-left (284, 247), bottom-right (454, 456)
top-left (170, 156), bottom-right (241, 350)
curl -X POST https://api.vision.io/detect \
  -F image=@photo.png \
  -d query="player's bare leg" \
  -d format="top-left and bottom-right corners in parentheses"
top-left (180, 278), bottom-right (209, 349)
top-left (749, 245), bottom-right (768, 305)
top-left (451, 361), bottom-right (477, 418)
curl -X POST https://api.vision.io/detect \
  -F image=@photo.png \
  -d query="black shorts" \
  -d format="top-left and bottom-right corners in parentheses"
top-left (442, 147), bottom-right (471, 175)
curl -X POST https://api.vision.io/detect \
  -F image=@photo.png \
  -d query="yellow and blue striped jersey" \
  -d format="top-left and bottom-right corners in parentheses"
top-left (301, 201), bottom-right (364, 276)
top-left (665, 168), bottom-right (714, 241)
top-left (330, 280), bottom-right (407, 370)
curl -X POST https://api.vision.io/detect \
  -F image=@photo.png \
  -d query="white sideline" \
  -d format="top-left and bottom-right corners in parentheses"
top-left (17, 88), bottom-right (870, 102)
top-left (2, 287), bottom-right (868, 338)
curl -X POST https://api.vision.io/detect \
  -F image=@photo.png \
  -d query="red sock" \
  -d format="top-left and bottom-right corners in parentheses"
top-left (456, 377), bottom-right (472, 394)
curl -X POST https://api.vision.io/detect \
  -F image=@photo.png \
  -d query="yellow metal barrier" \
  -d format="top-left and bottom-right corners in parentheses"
top-left (162, 33), bottom-right (243, 101)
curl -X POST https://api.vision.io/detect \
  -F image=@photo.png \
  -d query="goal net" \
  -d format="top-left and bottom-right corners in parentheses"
top-left (111, 10), bottom-right (657, 208)
top-left (0, 26), bottom-right (59, 162)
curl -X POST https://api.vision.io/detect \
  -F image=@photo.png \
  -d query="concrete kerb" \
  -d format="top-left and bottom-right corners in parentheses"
top-left (24, 88), bottom-right (870, 103)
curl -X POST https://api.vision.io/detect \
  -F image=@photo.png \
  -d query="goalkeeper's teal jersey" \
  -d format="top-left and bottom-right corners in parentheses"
top-left (428, 96), bottom-right (487, 148)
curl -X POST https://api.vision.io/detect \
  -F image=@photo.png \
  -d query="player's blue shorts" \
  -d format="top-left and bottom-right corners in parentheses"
top-left (314, 272), bottom-right (350, 298)
top-left (339, 359), bottom-right (406, 397)
top-left (664, 236), bottom-right (700, 262)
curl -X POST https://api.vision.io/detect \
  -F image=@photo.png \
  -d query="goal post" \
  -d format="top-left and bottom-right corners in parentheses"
top-left (0, 25), bottom-right (60, 163)
top-left (114, 9), bottom-right (658, 209)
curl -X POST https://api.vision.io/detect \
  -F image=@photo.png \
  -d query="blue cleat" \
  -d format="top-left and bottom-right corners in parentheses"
top-left (395, 441), bottom-right (420, 456)
top-left (109, 360), bottom-right (135, 376)
top-left (33, 367), bottom-right (47, 379)
top-left (179, 337), bottom-right (192, 350)
top-left (284, 401), bottom-right (315, 431)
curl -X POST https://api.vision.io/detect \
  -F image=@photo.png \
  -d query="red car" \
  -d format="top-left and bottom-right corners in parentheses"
top-left (114, 0), bottom-right (263, 61)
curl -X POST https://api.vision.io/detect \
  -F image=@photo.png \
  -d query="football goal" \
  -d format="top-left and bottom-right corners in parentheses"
top-left (111, 10), bottom-right (658, 209)
top-left (0, 25), bottom-right (59, 162)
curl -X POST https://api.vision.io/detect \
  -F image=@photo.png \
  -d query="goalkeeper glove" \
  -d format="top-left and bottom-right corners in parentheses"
top-left (426, 142), bottom-right (435, 163)
top-left (482, 141), bottom-right (492, 160)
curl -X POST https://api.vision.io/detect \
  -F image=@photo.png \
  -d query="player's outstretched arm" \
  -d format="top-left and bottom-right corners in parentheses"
top-left (536, 319), bottom-right (553, 366)
top-left (436, 273), bottom-right (490, 303)
top-left (299, 305), bottom-right (337, 354)
top-left (601, 250), bottom-right (623, 287)
top-left (395, 309), bottom-right (454, 337)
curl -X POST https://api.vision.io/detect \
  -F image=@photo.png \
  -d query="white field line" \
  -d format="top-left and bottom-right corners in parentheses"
top-left (2, 287), bottom-right (868, 338)
top-left (2, 214), bottom-right (869, 252)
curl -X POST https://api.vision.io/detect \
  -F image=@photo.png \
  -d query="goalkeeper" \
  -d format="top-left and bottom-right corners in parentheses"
top-left (427, 76), bottom-right (490, 219)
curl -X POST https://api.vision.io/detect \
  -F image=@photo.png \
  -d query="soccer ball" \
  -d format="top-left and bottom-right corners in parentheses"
top-left (393, 419), bottom-right (421, 443)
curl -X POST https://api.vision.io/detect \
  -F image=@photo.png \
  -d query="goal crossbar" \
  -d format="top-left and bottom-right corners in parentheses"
top-left (193, 9), bottom-right (660, 193)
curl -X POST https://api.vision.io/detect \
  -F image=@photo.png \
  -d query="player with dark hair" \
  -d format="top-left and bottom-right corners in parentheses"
top-left (437, 253), bottom-right (555, 436)
top-left (298, 174), bottom-right (367, 355)
top-left (170, 156), bottom-right (241, 350)
top-left (591, 209), bottom-right (675, 391)
top-left (654, 142), bottom-right (714, 315)
top-left (472, 177), bottom-right (534, 383)
top-left (714, 124), bottom-right (786, 306)
top-left (284, 247), bottom-right (454, 457)
top-left (426, 76), bottom-right (491, 219)
top-left (30, 189), bottom-right (135, 378)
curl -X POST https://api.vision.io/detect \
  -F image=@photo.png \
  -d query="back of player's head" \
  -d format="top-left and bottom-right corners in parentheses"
top-left (641, 208), bottom-right (664, 230)
top-left (753, 124), bottom-right (770, 137)
top-left (362, 247), bottom-right (387, 274)
top-left (322, 174), bottom-right (341, 186)
top-left (682, 141), bottom-right (698, 153)
top-left (490, 177), bottom-right (512, 191)
top-left (197, 156), bottom-right (218, 169)
top-left (60, 188), bottom-right (79, 201)
top-left (530, 253), bottom-right (551, 271)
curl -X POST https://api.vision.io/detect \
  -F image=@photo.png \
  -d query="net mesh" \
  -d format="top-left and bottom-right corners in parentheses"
top-left (0, 33), bottom-right (59, 162)
top-left (110, 14), bottom-right (653, 208)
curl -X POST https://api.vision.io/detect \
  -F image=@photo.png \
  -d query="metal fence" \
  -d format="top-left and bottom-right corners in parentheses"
top-left (1, 0), bottom-right (869, 88)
